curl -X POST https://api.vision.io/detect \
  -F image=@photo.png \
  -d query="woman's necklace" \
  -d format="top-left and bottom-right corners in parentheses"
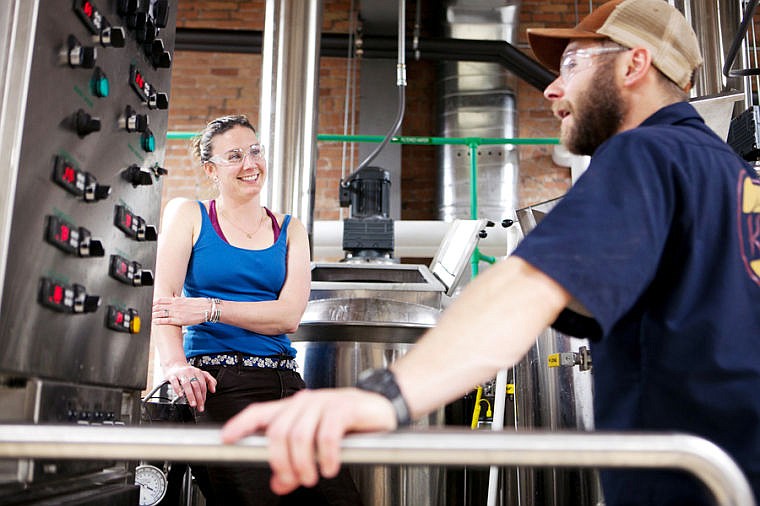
top-left (220, 207), bottom-right (264, 239)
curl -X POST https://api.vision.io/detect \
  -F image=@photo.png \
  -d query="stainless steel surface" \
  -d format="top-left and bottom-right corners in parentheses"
top-left (438, 1), bottom-right (520, 223)
top-left (0, 0), bottom-right (38, 308)
top-left (0, 425), bottom-right (753, 506)
top-left (292, 338), bottom-right (446, 506)
top-left (0, 380), bottom-right (136, 485)
top-left (259, 0), bottom-right (321, 233)
top-left (673, 0), bottom-right (745, 99)
top-left (0, 0), bottom-right (175, 500)
top-left (430, 219), bottom-right (487, 294)
top-left (293, 259), bottom-right (460, 506)
top-left (307, 262), bottom-right (447, 308)
top-left (0, 0), bottom-right (175, 389)
top-left (511, 198), bottom-right (602, 506)
top-left (294, 298), bottom-right (440, 342)
top-left (690, 91), bottom-right (746, 140)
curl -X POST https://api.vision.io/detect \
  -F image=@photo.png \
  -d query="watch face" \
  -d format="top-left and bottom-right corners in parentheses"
top-left (135, 464), bottom-right (168, 506)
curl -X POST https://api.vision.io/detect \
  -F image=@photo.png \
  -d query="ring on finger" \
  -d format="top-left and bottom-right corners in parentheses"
top-left (189, 377), bottom-right (199, 383)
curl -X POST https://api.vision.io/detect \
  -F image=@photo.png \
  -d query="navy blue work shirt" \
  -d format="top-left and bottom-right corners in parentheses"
top-left (514, 102), bottom-right (760, 505)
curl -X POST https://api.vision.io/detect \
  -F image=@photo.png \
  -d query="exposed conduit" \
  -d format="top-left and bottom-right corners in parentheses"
top-left (175, 28), bottom-right (555, 91)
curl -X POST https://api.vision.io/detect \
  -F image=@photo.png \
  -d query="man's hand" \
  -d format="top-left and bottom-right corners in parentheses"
top-left (221, 387), bottom-right (397, 495)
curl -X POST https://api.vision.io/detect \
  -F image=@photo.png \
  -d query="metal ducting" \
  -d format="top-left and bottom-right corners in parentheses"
top-left (438, 1), bottom-right (520, 224)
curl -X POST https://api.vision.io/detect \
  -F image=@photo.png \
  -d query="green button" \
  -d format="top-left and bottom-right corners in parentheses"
top-left (141, 132), bottom-right (155, 152)
top-left (91, 76), bottom-right (109, 98)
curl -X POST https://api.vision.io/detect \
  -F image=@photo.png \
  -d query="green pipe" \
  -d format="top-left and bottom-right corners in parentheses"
top-left (166, 131), bottom-right (560, 145)
top-left (166, 131), bottom-right (197, 140)
top-left (167, 130), bottom-right (554, 274)
top-left (316, 134), bottom-right (559, 145)
top-left (470, 141), bottom-right (480, 278)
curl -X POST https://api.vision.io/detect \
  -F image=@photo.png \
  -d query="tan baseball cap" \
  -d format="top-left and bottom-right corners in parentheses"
top-left (527, 0), bottom-right (703, 91)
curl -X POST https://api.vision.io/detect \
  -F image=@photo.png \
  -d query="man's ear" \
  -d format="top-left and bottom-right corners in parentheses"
top-left (622, 47), bottom-right (653, 87)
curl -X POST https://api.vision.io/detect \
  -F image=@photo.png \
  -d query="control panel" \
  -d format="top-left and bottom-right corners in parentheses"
top-left (0, 0), bottom-right (176, 390)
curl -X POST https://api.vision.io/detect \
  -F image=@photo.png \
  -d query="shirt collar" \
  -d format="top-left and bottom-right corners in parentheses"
top-left (639, 101), bottom-right (705, 129)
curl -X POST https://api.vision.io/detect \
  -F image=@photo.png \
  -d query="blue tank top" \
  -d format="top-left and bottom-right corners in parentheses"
top-left (183, 201), bottom-right (297, 358)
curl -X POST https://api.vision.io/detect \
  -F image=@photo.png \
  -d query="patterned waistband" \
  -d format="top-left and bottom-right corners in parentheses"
top-left (189, 353), bottom-right (298, 371)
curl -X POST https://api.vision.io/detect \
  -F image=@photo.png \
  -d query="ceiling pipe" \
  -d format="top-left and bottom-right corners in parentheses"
top-left (175, 28), bottom-right (555, 91)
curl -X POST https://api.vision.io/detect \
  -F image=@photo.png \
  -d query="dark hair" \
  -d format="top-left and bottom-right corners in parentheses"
top-left (191, 115), bottom-right (257, 163)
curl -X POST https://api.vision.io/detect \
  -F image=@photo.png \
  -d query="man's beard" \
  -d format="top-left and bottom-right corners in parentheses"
top-left (564, 59), bottom-right (625, 156)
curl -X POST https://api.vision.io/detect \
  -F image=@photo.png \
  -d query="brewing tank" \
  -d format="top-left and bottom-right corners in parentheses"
top-left (292, 220), bottom-right (486, 506)
top-left (292, 263), bottom-right (447, 506)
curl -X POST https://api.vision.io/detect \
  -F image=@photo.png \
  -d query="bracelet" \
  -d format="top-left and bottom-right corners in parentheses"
top-left (205, 298), bottom-right (222, 323)
top-left (355, 368), bottom-right (412, 427)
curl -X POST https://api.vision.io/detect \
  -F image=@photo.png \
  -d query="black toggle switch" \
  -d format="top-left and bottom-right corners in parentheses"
top-left (74, 284), bottom-right (101, 314)
top-left (501, 219), bottom-right (515, 228)
top-left (148, 92), bottom-right (169, 110)
top-left (135, 269), bottom-right (154, 286)
top-left (44, 216), bottom-right (106, 257)
top-left (152, 0), bottom-right (169, 28)
top-left (147, 39), bottom-right (172, 69)
top-left (150, 164), bottom-right (168, 179)
top-left (64, 35), bottom-right (97, 68)
top-left (478, 230), bottom-right (488, 239)
top-left (122, 164), bottom-right (153, 186)
top-left (135, 12), bottom-right (157, 43)
top-left (142, 225), bottom-right (158, 242)
top-left (120, 105), bottom-right (149, 132)
top-left (84, 175), bottom-right (111, 202)
top-left (82, 294), bottom-right (102, 314)
top-left (79, 236), bottom-right (105, 257)
top-left (109, 255), bottom-right (153, 286)
top-left (118, 0), bottom-right (142, 15)
top-left (95, 26), bottom-right (126, 48)
top-left (114, 205), bottom-right (157, 241)
top-left (75, 109), bottom-right (101, 137)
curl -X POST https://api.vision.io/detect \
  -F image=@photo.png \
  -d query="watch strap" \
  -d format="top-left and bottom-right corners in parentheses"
top-left (355, 368), bottom-right (412, 427)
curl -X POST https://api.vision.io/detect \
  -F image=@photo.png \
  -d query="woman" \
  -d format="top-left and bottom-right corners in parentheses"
top-left (151, 115), bottom-right (361, 505)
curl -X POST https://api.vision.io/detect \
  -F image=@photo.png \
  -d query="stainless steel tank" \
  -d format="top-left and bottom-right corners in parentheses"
top-left (292, 220), bottom-right (486, 506)
top-left (508, 199), bottom-right (603, 506)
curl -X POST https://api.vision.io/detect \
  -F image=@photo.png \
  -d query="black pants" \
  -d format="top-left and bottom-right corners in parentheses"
top-left (193, 365), bottom-right (363, 506)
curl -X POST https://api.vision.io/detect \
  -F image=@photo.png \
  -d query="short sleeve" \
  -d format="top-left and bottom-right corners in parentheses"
top-left (513, 132), bottom-right (677, 336)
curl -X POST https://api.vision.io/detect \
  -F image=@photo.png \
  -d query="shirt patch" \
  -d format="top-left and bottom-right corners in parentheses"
top-left (739, 174), bottom-right (760, 285)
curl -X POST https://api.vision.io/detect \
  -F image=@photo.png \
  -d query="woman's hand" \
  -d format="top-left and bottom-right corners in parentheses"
top-left (163, 362), bottom-right (217, 412)
top-left (153, 296), bottom-right (212, 326)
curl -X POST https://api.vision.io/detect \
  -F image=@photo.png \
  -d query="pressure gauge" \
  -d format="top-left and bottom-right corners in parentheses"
top-left (135, 464), bottom-right (168, 506)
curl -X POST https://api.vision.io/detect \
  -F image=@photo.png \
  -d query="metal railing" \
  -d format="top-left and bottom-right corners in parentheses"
top-left (0, 425), bottom-right (753, 506)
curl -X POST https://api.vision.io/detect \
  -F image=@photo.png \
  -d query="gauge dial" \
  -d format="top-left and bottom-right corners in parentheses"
top-left (135, 464), bottom-right (168, 506)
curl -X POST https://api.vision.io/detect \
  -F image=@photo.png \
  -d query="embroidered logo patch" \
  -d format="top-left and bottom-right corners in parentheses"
top-left (739, 174), bottom-right (760, 285)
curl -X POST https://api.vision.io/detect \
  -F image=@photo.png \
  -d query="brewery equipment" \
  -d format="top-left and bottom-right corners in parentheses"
top-left (0, 1), bottom-right (175, 503)
top-left (292, 219), bottom-right (486, 506)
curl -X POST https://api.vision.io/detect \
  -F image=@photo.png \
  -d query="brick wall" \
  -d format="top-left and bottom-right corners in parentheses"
top-left (164, 0), bottom-right (582, 226)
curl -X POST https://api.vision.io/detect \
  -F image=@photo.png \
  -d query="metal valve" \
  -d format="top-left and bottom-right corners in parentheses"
top-left (547, 346), bottom-right (592, 371)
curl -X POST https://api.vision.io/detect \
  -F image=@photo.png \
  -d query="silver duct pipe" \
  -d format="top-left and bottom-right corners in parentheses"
top-left (672, 0), bottom-right (745, 99)
top-left (438, 1), bottom-right (520, 223)
top-left (259, 0), bottom-right (322, 234)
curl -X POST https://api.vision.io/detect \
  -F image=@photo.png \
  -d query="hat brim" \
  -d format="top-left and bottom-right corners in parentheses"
top-left (527, 28), bottom-right (608, 73)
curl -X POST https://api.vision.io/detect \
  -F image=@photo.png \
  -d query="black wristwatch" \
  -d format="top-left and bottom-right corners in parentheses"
top-left (355, 368), bottom-right (412, 427)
